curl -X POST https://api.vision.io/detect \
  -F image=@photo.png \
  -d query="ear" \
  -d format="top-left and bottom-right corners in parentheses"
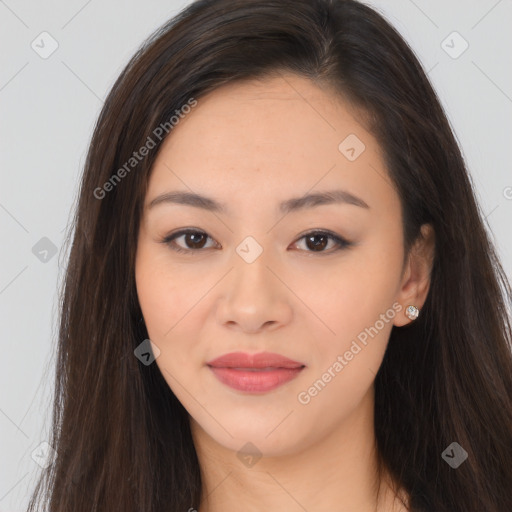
top-left (393, 223), bottom-right (435, 327)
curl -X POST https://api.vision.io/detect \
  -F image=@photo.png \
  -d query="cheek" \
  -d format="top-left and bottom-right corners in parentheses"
top-left (298, 232), bottom-right (403, 388)
top-left (306, 242), bottom-right (402, 343)
top-left (135, 241), bottom-right (187, 348)
top-left (295, 285), bottom-right (398, 424)
top-left (135, 238), bottom-right (215, 380)
top-left (135, 256), bottom-right (172, 339)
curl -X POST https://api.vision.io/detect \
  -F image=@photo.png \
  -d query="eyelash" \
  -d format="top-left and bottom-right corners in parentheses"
top-left (160, 228), bottom-right (352, 255)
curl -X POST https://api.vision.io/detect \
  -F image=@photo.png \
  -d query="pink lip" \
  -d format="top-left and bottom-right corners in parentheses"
top-left (206, 351), bottom-right (305, 393)
top-left (207, 351), bottom-right (304, 369)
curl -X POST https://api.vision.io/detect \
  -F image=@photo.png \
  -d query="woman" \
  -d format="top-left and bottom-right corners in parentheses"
top-left (26, 0), bottom-right (512, 511)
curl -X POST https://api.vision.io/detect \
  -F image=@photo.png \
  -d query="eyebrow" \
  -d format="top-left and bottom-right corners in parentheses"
top-left (147, 188), bottom-right (370, 214)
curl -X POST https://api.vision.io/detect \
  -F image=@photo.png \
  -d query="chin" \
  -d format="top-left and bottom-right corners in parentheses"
top-left (191, 412), bottom-right (311, 459)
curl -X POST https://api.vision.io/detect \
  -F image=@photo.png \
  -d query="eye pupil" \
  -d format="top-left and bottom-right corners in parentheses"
top-left (306, 234), bottom-right (328, 251)
top-left (186, 232), bottom-right (207, 249)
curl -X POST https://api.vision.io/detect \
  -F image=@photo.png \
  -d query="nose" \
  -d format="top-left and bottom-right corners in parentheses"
top-left (215, 247), bottom-right (293, 334)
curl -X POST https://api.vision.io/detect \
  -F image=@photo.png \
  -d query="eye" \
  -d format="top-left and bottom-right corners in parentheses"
top-left (161, 229), bottom-right (352, 255)
top-left (291, 230), bottom-right (352, 254)
top-left (161, 229), bottom-right (217, 254)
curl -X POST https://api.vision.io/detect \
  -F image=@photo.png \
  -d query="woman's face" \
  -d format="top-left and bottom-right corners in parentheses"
top-left (135, 73), bottom-right (415, 456)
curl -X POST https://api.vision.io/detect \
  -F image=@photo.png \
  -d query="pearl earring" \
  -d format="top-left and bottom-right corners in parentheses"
top-left (405, 305), bottom-right (419, 320)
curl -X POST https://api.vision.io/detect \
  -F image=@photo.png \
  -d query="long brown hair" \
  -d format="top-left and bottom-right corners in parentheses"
top-left (26, 0), bottom-right (512, 510)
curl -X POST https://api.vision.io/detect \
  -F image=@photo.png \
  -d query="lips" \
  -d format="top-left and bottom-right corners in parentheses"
top-left (206, 351), bottom-right (305, 392)
top-left (207, 351), bottom-right (304, 369)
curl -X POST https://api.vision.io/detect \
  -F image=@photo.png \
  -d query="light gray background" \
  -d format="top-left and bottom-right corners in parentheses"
top-left (1, 1), bottom-right (511, 510)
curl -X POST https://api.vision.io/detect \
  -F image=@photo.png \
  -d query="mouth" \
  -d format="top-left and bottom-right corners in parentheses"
top-left (206, 352), bottom-right (305, 393)
top-left (227, 367), bottom-right (298, 371)
top-left (207, 366), bottom-right (305, 392)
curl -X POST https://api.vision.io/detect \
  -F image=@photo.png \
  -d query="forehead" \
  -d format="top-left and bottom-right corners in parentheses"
top-left (146, 73), bottom-right (397, 215)
top-left (164, 74), bottom-right (366, 158)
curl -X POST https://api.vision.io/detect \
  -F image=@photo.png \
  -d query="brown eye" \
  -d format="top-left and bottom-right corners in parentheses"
top-left (304, 233), bottom-right (329, 251)
top-left (163, 229), bottom-right (216, 253)
top-left (181, 232), bottom-right (208, 249)
top-left (161, 229), bottom-right (351, 255)
top-left (293, 231), bottom-right (351, 254)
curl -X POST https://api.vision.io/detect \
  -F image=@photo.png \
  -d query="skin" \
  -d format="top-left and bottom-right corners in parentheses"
top-left (135, 72), bottom-right (435, 512)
